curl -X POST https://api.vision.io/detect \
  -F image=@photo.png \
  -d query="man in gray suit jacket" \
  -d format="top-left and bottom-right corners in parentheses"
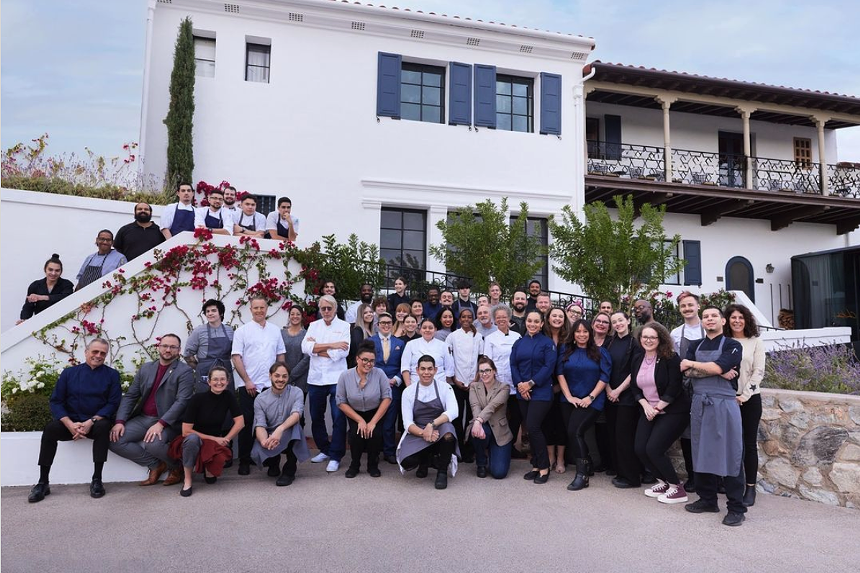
top-left (109, 333), bottom-right (194, 486)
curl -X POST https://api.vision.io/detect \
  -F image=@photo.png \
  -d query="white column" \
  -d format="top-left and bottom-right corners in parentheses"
top-left (813, 115), bottom-right (830, 196)
top-left (735, 106), bottom-right (756, 189)
top-left (426, 205), bottom-right (448, 274)
top-left (138, 0), bottom-right (157, 178)
top-left (655, 96), bottom-right (676, 181)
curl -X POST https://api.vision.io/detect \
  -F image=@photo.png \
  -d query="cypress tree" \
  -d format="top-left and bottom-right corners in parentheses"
top-left (163, 17), bottom-right (195, 189)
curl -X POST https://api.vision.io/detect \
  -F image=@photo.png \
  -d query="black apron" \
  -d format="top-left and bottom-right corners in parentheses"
top-left (237, 212), bottom-right (257, 231)
top-left (170, 206), bottom-right (195, 235)
top-left (77, 254), bottom-right (108, 290)
top-left (205, 210), bottom-right (224, 229)
top-left (276, 217), bottom-right (290, 238)
top-left (195, 324), bottom-right (234, 393)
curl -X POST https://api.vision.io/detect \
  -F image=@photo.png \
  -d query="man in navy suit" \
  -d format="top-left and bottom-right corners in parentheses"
top-left (369, 312), bottom-right (405, 464)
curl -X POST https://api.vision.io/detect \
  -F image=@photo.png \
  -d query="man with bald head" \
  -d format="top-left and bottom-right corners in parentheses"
top-left (114, 202), bottom-right (166, 261)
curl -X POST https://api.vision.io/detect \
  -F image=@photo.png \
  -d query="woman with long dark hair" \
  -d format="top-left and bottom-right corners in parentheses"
top-left (557, 319), bottom-right (611, 491)
top-left (18, 254), bottom-right (74, 324)
top-left (724, 303), bottom-right (765, 507)
top-left (542, 307), bottom-right (569, 474)
top-left (631, 323), bottom-right (690, 505)
top-left (433, 306), bottom-right (455, 341)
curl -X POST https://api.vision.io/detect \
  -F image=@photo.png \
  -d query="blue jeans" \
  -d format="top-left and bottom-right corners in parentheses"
top-left (308, 384), bottom-right (346, 462)
top-left (472, 423), bottom-right (512, 479)
top-left (382, 384), bottom-right (403, 457)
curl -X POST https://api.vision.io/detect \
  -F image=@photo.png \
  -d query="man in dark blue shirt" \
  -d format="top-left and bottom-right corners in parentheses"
top-left (29, 339), bottom-right (122, 503)
top-left (422, 286), bottom-right (443, 322)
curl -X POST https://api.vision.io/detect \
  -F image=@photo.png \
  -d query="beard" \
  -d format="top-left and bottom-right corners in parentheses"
top-left (135, 212), bottom-right (152, 223)
top-left (225, 198), bottom-right (236, 206)
top-left (513, 303), bottom-right (525, 311)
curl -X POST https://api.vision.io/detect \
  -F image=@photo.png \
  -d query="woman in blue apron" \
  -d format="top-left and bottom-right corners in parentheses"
top-left (682, 306), bottom-right (746, 526)
top-left (396, 354), bottom-right (460, 490)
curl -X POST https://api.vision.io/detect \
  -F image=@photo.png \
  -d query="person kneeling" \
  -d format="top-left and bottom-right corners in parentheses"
top-left (396, 355), bottom-right (460, 490)
top-left (468, 357), bottom-right (512, 479)
top-left (168, 366), bottom-right (243, 497)
top-left (251, 362), bottom-right (310, 486)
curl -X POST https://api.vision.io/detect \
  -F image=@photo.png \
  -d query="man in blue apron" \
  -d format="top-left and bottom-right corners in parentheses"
top-left (161, 182), bottom-right (196, 239)
top-left (184, 299), bottom-right (234, 393)
top-left (680, 306), bottom-right (746, 526)
top-left (396, 354), bottom-right (460, 490)
top-left (194, 188), bottom-right (234, 235)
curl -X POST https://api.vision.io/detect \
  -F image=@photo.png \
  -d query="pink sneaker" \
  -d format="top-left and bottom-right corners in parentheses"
top-left (658, 484), bottom-right (689, 504)
top-left (644, 479), bottom-right (668, 498)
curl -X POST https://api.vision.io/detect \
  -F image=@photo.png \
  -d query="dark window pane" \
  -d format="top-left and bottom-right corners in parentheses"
top-left (401, 69), bottom-right (421, 84)
top-left (512, 82), bottom-right (529, 97)
top-left (496, 81), bottom-right (511, 95)
top-left (422, 105), bottom-right (440, 123)
top-left (497, 113), bottom-right (511, 131)
top-left (401, 103), bottom-right (420, 121)
top-left (422, 86), bottom-right (441, 106)
top-left (424, 72), bottom-right (442, 87)
top-left (403, 230), bottom-right (424, 250)
top-left (403, 212), bottom-right (425, 230)
top-left (496, 95), bottom-right (511, 113)
top-left (381, 210), bottom-right (401, 229)
top-left (512, 115), bottom-right (528, 133)
top-left (403, 250), bottom-right (425, 267)
top-left (381, 249), bottom-right (401, 265)
top-left (512, 96), bottom-right (528, 115)
top-left (402, 84), bottom-right (421, 103)
top-left (380, 229), bottom-right (402, 250)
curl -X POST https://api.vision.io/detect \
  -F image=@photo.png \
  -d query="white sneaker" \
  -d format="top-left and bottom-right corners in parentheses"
top-left (311, 452), bottom-right (330, 463)
top-left (326, 460), bottom-right (340, 473)
top-left (644, 479), bottom-right (669, 498)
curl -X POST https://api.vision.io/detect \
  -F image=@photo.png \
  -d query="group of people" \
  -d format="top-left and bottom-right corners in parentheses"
top-left (30, 274), bottom-right (766, 525)
top-left (18, 184), bottom-right (300, 323)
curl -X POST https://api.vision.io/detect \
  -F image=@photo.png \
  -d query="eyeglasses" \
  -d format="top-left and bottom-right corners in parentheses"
top-left (319, 306), bottom-right (334, 311)
top-left (158, 344), bottom-right (180, 350)
top-left (594, 320), bottom-right (609, 325)
top-left (640, 336), bottom-right (658, 341)
top-left (478, 369), bottom-right (493, 374)
top-left (378, 320), bottom-right (393, 325)
top-left (358, 357), bottom-right (375, 364)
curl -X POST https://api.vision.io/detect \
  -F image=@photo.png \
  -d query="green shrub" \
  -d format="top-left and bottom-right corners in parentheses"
top-left (1, 393), bottom-right (53, 432)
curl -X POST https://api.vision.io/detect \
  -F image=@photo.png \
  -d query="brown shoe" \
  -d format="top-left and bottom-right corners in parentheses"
top-left (162, 466), bottom-right (184, 486)
top-left (140, 461), bottom-right (167, 486)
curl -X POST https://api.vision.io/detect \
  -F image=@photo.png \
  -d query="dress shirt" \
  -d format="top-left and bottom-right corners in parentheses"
top-left (483, 329), bottom-right (521, 393)
top-left (265, 211), bottom-right (301, 235)
top-left (445, 329), bottom-right (484, 386)
top-left (399, 337), bottom-right (454, 386)
top-left (49, 363), bottom-right (122, 421)
top-left (400, 380), bottom-right (458, 429)
top-left (231, 321), bottom-right (286, 390)
top-left (301, 317), bottom-right (351, 387)
top-left (159, 202), bottom-right (195, 232)
top-left (195, 207), bottom-right (234, 234)
top-left (335, 367), bottom-right (391, 412)
top-left (253, 386), bottom-right (305, 431)
top-left (75, 250), bottom-right (127, 283)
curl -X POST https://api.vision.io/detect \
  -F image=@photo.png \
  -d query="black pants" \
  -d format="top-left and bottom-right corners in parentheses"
top-left (541, 398), bottom-right (567, 447)
top-left (560, 402), bottom-right (601, 459)
top-left (594, 410), bottom-right (613, 470)
top-left (39, 418), bottom-right (112, 467)
top-left (347, 409), bottom-right (383, 471)
top-left (237, 387), bottom-right (262, 462)
top-left (506, 394), bottom-right (522, 448)
top-left (681, 436), bottom-right (694, 482)
top-left (740, 393), bottom-right (762, 484)
top-left (452, 386), bottom-right (474, 459)
top-left (519, 400), bottom-right (553, 470)
top-left (267, 441), bottom-right (298, 477)
top-left (634, 411), bottom-right (688, 485)
top-left (610, 404), bottom-right (642, 485)
top-left (401, 435), bottom-right (456, 472)
top-left (697, 469), bottom-right (746, 514)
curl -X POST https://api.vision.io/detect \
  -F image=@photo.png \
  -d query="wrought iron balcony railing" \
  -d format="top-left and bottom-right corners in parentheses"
top-left (750, 156), bottom-right (821, 194)
top-left (826, 163), bottom-right (860, 198)
top-left (586, 141), bottom-right (665, 180)
top-left (672, 148), bottom-right (746, 188)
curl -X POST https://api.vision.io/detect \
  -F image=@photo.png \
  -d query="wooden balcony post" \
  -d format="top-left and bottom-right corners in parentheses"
top-left (655, 96), bottom-right (676, 182)
top-left (735, 105), bottom-right (756, 189)
top-left (812, 115), bottom-right (831, 196)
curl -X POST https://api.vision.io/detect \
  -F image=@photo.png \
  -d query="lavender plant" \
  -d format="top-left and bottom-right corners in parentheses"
top-left (764, 343), bottom-right (860, 395)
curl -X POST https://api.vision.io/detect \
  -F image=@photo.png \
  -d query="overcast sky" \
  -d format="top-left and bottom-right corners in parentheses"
top-left (2, 0), bottom-right (858, 161)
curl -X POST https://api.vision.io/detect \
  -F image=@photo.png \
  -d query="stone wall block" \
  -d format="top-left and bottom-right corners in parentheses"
top-left (766, 458), bottom-right (799, 488)
top-left (829, 463), bottom-right (860, 493)
top-left (761, 394), bottom-right (775, 408)
top-left (798, 484), bottom-right (840, 505)
top-left (788, 411), bottom-right (810, 429)
top-left (778, 396), bottom-right (804, 413)
top-left (802, 467), bottom-right (823, 486)
top-left (761, 408), bottom-right (782, 421)
top-left (849, 405), bottom-right (860, 426)
top-left (838, 443), bottom-right (860, 462)
top-left (792, 426), bottom-right (849, 465)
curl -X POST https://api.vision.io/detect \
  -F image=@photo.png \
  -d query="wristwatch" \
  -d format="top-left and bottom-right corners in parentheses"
top-left (90, 417), bottom-right (98, 424)
top-left (588, 395), bottom-right (596, 401)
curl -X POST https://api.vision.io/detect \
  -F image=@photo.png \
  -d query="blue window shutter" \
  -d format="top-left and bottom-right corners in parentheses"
top-left (377, 52), bottom-right (401, 118)
top-left (683, 240), bottom-right (702, 286)
top-left (539, 72), bottom-right (562, 135)
top-left (449, 62), bottom-right (472, 126)
top-left (474, 64), bottom-right (496, 128)
top-left (605, 114), bottom-right (622, 160)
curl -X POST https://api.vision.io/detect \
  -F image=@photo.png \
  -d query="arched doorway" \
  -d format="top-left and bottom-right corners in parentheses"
top-left (725, 256), bottom-right (755, 303)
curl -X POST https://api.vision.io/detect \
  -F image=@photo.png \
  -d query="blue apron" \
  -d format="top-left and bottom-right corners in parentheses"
top-left (205, 209), bottom-right (224, 229)
top-left (237, 212), bottom-right (257, 231)
top-left (170, 206), bottom-right (195, 235)
top-left (689, 336), bottom-right (743, 477)
top-left (276, 217), bottom-right (290, 238)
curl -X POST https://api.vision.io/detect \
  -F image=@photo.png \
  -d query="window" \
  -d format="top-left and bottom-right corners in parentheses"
top-left (586, 117), bottom-right (600, 157)
top-left (245, 43), bottom-right (271, 83)
top-left (401, 63), bottom-right (445, 123)
top-left (381, 208), bottom-right (427, 272)
top-left (512, 215), bottom-right (548, 287)
top-left (496, 75), bottom-right (533, 132)
top-left (794, 137), bottom-right (812, 169)
top-left (661, 240), bottom-right (681, 285)
top-left (194, 37), bottom-right (216, 78)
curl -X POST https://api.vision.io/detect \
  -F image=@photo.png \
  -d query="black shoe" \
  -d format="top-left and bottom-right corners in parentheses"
top-left (89, 478), bottom-right (105, 499)
top-left (238, 462), bottom-right (251, 476)
top-left (28, 483), bottom-right (50, 503)
top-left (204, 475), bottom-right (217, 484)
top-left (567, 459), bottom-right (589, 491)
top-left (722, 511), bottom-right (746, 526)
top-left (384, 455), bottom-right (398, 465)
top-left (523, 469), bottom-right (540, 480)
top-left (511, 448), bottom-right (528, 460)
top-left (267, 463), bottom-right (280, 478)
top-left (611, 477), bottom-right (638, 489)
top-left (476, 466), bottom-right (488, 479)
top-left (345, 467), bottom-right (359, 479)
top-left (593, 463), bottom-right (607, 473)
top-left (435, 471), bottom-right (448, 490)
top-left (685, 499), bottom-right (720, 513)
top-left (533, 471), bottom-right (549, 485)
top-left (368, 467), bottom-right (381, 478)
top-left (223, 458), bottom-right (233, 468)
top-left (179, 486), bottom-right (193, 497)
top-left (684, 478), bottom-right (696, 492)
top-left (585, 456), bottom-right (595, 476)
top-left (641, 471), bottom-right (657, 485)
top-left (606, 468), bottom-right (617, 476)
top-left (717, 481), bottom-right (726, 494)
top-left (462, 454), bottom-right (475, 464)
top-left (276, 473), bottom-right (295, 487)
top-left (416, 465), bottom-right (429, 479)
top-left (743, 486), bottom-right (757, 507)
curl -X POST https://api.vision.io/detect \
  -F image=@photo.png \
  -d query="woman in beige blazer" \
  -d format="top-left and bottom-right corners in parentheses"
top-left (469, 356), bottom-right (513, 479)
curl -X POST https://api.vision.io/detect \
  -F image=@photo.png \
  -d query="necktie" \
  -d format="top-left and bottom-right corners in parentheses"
top-left (382, 337), bottom-right (390, 362)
